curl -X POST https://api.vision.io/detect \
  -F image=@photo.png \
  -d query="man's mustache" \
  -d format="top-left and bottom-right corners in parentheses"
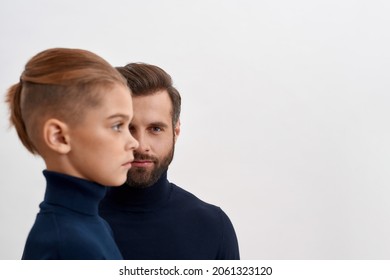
top-left (133, 153), bottom-right (158, 162)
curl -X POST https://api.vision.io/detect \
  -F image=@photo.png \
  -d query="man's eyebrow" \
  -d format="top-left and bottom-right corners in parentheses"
top-left (149, 122), bottom-right (169, 128)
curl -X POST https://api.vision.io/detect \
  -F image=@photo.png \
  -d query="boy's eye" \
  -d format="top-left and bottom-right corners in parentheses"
top-left (112, 123), bottom-right (123, 132)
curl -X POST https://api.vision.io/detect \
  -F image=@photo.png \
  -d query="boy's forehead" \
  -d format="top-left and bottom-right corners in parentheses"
top-left (84, 84), bottom-right (133, 118)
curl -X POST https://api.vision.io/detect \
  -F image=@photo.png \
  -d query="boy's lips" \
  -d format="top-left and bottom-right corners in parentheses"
top-left (122, 159), bottom-right (134, 168)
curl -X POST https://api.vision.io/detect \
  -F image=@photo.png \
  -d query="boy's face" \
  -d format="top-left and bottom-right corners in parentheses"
top-left (66, 84), bottom-right (138, 186)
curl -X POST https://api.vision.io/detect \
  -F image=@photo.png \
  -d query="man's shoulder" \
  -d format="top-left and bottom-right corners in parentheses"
top-left (169, 183), bottom-right (223, 215)
top-left (169, 182), bottom-right (240, 260)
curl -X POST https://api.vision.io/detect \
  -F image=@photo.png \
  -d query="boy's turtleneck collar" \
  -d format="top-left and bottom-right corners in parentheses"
top-left (102, 171), bottom-right (171, 211)
top-left (43, 170), bottom-right (107, 216)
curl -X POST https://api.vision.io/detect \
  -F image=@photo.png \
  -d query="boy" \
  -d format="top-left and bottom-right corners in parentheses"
top-left (6, 48), bottom-right (138, 259)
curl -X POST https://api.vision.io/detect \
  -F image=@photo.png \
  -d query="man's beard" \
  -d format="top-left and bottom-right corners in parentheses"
top-left (125, 144), bottom-right (175, 188)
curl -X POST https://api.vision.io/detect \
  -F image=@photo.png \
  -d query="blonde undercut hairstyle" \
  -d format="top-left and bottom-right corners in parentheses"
top-left (5, 48), bottom-right (127, 155)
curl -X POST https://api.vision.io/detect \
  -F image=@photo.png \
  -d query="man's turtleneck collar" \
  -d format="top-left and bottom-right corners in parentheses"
top-left (43, 170), bottom-right (107, 216)
top-left (102, 171), bottom-right (171, 211)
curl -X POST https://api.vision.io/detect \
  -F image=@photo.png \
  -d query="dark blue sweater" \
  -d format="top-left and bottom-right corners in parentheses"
top-left (99, 172), bottom-right (240, 260)
top-left (22, 171), bottom-right (123, 260)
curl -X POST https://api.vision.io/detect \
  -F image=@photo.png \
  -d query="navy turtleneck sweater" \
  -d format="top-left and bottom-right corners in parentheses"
top-left (22, 171), bottom-right (122, 260)
top-left (99, 172), bottom-right (240, 260)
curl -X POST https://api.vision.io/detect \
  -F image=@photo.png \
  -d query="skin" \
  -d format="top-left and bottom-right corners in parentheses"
top-left (43, 84), bottom-right (139, 186)
top-left (127, 90), bottom-right (180, 188)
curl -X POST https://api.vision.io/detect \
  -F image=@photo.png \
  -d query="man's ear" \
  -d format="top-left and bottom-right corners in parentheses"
top-left (174, 119), bottom-right (181, 143)
top-left (43, 119), bottom-right (71, 154)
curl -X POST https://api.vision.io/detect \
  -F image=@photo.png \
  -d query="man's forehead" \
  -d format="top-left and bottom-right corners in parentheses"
top-left (131, 91), bottom-right (173, 125)
top-left (132, 91), bottom-right (172, 113)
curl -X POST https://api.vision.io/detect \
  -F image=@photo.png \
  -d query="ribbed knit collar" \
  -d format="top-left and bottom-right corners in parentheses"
top-left (102, 171), bottom-right (171, 211)
top-left (43, 170), bottom-right (107, 216)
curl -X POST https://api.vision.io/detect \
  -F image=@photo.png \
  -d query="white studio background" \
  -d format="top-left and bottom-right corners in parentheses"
top-left (1, 0), bottom-right (390, 260)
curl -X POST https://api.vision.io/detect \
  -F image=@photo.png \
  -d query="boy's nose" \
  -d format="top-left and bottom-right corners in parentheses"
top-left (126, 133), bottom-right (139, 151)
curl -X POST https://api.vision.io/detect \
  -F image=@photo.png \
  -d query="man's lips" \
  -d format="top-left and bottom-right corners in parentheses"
top-left (131, 160), bottom-right (154, 167)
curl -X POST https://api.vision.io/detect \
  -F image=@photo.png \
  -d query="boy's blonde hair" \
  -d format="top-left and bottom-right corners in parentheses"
top-left (6, 48), bottom-right (127, 155)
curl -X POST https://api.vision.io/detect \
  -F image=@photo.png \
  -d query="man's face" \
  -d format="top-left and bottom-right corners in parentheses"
top-left (126, 90), bottom-right (180, 188)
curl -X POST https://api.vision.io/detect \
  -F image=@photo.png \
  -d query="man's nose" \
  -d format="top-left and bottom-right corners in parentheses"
top-left (134, 133), bottom-right (150, 153)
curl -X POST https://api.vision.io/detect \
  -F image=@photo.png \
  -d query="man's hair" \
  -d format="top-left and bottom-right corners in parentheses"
top-left (5, 47), bottom-right (127, 155)
top-left (116, 63), bottom-right (181, 125)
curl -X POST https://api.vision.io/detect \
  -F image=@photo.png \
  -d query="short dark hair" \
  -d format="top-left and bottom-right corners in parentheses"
top-left (116, 63), bottom-right (181, 125)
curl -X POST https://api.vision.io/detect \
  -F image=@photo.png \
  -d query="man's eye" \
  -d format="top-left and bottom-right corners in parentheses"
top-left (151, 127), bottom-right (162, 133)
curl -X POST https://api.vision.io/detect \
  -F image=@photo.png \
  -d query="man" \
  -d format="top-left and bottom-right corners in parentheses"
top-left (99, 63), bottom-right (240, 259)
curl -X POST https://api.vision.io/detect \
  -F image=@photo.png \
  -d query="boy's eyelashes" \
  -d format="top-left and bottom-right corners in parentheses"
top-left (112, 122), bottom-right (125, 132)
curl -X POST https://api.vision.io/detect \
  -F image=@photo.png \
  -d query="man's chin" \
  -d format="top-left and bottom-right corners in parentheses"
top-left (126, 152), bottom-right (172, 188)
top-left (126, 176), bottom-right (150, 188)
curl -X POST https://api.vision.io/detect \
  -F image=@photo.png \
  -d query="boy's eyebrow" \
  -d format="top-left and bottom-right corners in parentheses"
top-left (107, 114), bottom-right (130, 120)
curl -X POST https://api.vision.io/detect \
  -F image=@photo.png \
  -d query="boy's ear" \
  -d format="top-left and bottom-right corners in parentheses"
top-left (43, 119), bottom-right (71, 154)
top-left (174, 119), bottom-right (181, 143)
